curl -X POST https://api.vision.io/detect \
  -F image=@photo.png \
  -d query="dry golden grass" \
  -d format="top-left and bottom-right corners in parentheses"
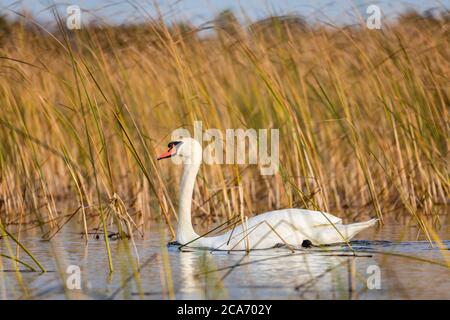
top-left (0, 10), bottom-right (448, 250)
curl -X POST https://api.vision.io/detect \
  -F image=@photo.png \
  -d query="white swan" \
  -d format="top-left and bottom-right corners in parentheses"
top-left (158, 137), bottom-right (377, 250)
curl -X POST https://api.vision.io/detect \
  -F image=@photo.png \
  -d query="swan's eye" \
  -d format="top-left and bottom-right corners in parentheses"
top-left (168, 141), bottom-right (182, 149)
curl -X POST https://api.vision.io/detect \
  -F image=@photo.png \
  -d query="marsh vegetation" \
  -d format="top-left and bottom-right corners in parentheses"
top-left (0, 6), bottom-right (448, 298)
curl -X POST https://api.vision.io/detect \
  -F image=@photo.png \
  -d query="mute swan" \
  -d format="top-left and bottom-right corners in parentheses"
top-left (158, 137), bottom-right (377, 250)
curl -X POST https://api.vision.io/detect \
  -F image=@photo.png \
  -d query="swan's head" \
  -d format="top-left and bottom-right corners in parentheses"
top-left (157, 137), bottom-right (202, 164)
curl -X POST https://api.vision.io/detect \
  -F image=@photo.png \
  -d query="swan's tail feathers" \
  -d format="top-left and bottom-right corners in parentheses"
top-left (343, 218), bottom-right (378, 240)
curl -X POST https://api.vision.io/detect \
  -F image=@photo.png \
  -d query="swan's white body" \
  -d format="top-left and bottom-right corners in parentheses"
top-left (187, 209), bottom-right (377, 250)
top-left (161, 138), bottom-right (377, 250)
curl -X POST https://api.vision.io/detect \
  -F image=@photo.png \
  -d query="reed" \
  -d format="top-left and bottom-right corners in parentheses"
top-left (0, 9), bottom-right (448, 247)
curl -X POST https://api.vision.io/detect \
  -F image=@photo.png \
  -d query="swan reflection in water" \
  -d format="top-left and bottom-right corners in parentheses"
top-left (171, 244), bottom-right (376, 299)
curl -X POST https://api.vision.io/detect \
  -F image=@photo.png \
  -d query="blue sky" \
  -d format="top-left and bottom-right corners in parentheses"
top-left (1, 0), bottom-right (448, 26)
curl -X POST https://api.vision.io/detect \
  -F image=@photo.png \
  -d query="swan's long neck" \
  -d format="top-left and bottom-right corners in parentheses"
top-left (176, 162), bottom-right (201, 244)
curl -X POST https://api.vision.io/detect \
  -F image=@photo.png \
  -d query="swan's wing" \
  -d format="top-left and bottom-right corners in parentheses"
top-left (281, 209), bottom-right (342, 226)
top-left (202, 209), bottom-right (344, 250)
top-left (246, 209), bottom-right (342, 229)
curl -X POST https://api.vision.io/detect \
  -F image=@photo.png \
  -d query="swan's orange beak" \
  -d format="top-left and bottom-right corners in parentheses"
top-left (157, 146), bottom-right (176, 160)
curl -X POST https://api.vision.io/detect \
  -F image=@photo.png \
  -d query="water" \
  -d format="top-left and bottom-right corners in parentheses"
top-left (1, 222), bottom-right (449, 299)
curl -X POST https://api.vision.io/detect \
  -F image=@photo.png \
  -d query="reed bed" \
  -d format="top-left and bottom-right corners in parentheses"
top-left (0, 9), bottom-right (448, 254)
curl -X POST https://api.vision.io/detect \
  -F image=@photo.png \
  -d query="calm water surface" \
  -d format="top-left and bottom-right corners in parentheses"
top-left (1, 222), bottom-right (449, 299)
